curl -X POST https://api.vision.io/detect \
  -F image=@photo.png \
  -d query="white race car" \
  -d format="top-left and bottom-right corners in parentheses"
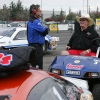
top-left (0, 27), bottom-right (59, 54)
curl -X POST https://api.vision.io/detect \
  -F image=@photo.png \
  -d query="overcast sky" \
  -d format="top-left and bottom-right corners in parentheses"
top-left (0, 0), bottom-right (100, 14)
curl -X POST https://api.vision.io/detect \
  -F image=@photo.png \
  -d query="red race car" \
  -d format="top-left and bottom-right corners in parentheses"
top-left (0, 46), bottom-right (93, 100)
top-left (0, 67), bottom-right (93, 100)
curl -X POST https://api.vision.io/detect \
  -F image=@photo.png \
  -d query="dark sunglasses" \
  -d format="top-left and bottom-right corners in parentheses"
top-left (79, 19), bottom-right (86, 21)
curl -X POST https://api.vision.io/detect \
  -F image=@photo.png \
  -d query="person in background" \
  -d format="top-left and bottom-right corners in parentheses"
top-left (74, 19), bottom-right (80, 32)
top-left (61, 13), bottom-right (99, 56)
top-left (27, 4), bottom-right (48, 69)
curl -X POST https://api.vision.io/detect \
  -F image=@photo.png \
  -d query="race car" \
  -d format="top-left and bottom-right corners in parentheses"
top-left (0, 68), bottom-right (93, 100)
top-left (0, 27), bottom-right (59, 54)
top-left (0, 46), bottom-right (93, 100)
top-left (48, 38), bottom-right (100, 100)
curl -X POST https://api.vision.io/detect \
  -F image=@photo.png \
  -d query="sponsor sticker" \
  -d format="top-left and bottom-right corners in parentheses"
top-left (0, 53), bottom-right (13, 66)
top-left (66, 63), bottom-right (83, 70)
top-left (66, 70), bottom-right (80, 75)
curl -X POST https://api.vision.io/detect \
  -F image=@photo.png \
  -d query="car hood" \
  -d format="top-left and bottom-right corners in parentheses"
top-left (0, 68), bottom-right (50, 100)
top-left (50, 55), bottom-right (100, 72)
top-left (0, 36), bottom-right (10, 41)
top-left (0, 36), bottom-right (4, 39)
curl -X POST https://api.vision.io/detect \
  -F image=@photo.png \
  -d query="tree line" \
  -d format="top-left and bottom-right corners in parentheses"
top-left (66, 6), bottom-right (100, 22)
top-left (0, 0), bottom-right (100, 23)
top-left (0, 0), bottom-right (29, 21)
top-left (45, 7), bottom-right (100, 23)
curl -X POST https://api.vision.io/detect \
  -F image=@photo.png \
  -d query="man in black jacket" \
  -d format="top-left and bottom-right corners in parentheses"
top-left (61, 13), bottom-right (99, 56)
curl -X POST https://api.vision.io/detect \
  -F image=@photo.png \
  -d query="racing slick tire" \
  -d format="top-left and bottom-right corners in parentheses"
top-left (43, 41), bottom-right (48, 54)
top-left (92, 84), bottom-right (100, 100)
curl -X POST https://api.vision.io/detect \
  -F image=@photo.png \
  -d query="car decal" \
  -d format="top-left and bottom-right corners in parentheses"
top-left (3, 44), bottom-right (28, 48)
top-left (72, 56), bottom-right (87, 59)
top-left (0, 53), bottom-right (12, 66)
top-left (94, 59), bottom-right (100, 64)
top-left (74, 60), bottom-right (80, 63)
top-left (66, 70), bottom-right (80, 75)
top-left (66, 63), bottom-right (84, 70)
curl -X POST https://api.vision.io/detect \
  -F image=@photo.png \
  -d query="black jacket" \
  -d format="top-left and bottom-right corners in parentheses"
top-left (0, 46), bottom-right (37, 77)
top-left (67, 27), bottom-right (99, 52)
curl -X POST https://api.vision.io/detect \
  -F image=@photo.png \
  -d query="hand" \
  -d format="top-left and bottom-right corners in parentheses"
top-left (80, 50), bottom-right (89, 56)
top-left (66, 46), bottom-right (71, 50)
top-left (80, 49), bottom-right (91, 56)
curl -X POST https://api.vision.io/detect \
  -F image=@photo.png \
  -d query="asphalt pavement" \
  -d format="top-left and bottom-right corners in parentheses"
top-left (43, 30), bottom-right (100, 71)
top-left (43, 30), bottom-right (74, 71)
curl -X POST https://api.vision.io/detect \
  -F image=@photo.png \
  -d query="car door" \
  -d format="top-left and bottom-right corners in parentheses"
top-left (11, 30), bottom-right (28, 48)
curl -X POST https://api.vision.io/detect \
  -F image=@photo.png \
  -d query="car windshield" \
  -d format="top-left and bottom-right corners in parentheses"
top-left (0, 28), bottom-right (15, 37)
top-left (27, 78), bottom-right (68, 100)
top-left (27, 77), bottom-right (81, 100)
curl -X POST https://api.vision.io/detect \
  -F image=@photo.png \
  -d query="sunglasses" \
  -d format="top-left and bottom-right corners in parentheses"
top-left (79, 19), bottom-right (87, 21)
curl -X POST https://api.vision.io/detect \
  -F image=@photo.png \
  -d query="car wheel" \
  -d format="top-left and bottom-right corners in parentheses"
top-left (43, 41), bottom-right (48, 54)
top-left (92, 84), bottom-right (100, 100)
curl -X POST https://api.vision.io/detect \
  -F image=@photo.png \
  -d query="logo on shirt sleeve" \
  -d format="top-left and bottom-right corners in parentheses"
top-left (38, 22), bottom-right (42, 26)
